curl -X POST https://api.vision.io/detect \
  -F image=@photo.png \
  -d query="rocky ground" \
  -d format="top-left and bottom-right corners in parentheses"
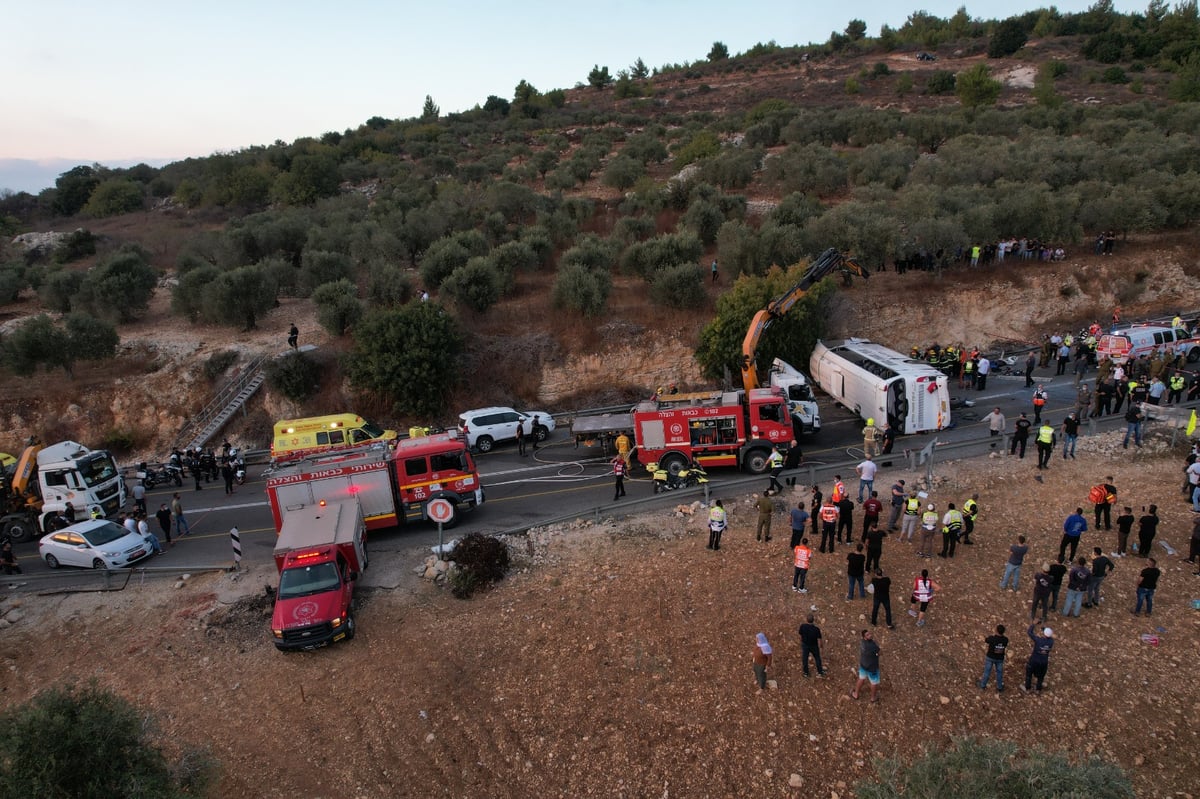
top-left (1, 426), bottom-right (1197, 798)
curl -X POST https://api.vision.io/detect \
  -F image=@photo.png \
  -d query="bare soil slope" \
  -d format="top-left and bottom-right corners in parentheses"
top-left (2, 432), bottom-right (1196, 798)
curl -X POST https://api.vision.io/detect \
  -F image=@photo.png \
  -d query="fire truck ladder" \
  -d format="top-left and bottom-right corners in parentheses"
top-left (174, 353), bottom-right (270, 452)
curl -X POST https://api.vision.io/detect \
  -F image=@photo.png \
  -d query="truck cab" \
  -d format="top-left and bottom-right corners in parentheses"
top-left (768, 357), bottom-right (822, 434)
top-left (0, 440), bottom-right (126, 543)
top-left (272, 500), bottom-right (367, 652)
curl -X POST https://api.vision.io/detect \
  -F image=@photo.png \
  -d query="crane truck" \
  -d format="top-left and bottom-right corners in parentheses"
top-left (741, 247), bottom-right (869, 432)
top-left (570, 249), bottom-right (868, 476)
top-left (0, 440), bottom-right (127, 542)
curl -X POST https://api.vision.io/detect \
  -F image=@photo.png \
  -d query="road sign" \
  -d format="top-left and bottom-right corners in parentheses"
top-left (427, 498), bottom-right (454, 524)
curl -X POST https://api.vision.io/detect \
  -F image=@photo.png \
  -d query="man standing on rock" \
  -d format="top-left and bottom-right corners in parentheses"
top-left (862, 490), bottom-right (882, 540)
top-left (1000, 535), bottom-right (1030, 591)
top-left (1091, 476), bottom-right (1117, 531)
top-left (856, 455), bottom-right (877, 504)
top-left (818, 496), bottom-right (838, 553)
top-left (789, 501), bottom-right (809, 549)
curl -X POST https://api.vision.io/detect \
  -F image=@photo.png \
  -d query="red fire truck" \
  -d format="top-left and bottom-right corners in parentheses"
top-left (571, 387), bottom-right (795, 476)
top-left (265, 433), bottom-right (484, 531)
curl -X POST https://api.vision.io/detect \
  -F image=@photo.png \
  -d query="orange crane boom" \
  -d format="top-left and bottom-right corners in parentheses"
top-left (740, 248), bottom-right (869, 393)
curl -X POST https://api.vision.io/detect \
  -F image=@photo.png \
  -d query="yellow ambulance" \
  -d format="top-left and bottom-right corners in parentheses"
top-left (271, 414), bottom-right (397, 461)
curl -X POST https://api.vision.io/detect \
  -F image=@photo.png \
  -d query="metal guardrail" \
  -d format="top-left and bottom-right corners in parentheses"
top-left (3, 563), bottom-right (233, 595)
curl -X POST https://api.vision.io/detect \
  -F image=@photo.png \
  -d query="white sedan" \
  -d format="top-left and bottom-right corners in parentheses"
top-left (38, 520), bottom-right (154, 569)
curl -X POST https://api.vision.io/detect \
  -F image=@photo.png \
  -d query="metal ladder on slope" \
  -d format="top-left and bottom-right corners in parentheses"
top-left (174, 354), bottom-right (269, 452)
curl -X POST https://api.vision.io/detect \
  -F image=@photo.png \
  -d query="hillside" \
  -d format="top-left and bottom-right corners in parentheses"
top-left (0, 435), bottom-right (1195, 797)
top-left (3, 15), bottom-right (1200, 453)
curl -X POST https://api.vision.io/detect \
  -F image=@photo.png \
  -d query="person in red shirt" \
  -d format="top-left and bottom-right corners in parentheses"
top-left (862, 490), bottom-right (883, 540)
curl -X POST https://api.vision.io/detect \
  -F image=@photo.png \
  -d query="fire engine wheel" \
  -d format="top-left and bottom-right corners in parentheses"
top-left (475, 435), bottom-right (495, 453)
top-left (4, 518), bottom-right (35, 544)
top-left (661, 453), bottom-right (688, 478)
top-left (744, 449), bottom-right (770, 475)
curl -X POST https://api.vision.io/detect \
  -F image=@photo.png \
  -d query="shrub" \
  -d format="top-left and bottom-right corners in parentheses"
top-left (440, 257), bottom-right (502, 313)
top-left (449, 533), bottom-right (510, 598)
top-left (0, 682), bottom-right (216, 798)
top-left (1103, 66), bottom-right (1129, 84)
top-left (673, 130), bottom-right (720, 166)
top-left (38, 268), bottom-right (84, 312)
top-left (926, 70), bottom-right (957, 95)
top-left (203, 350), bottom-right (239, 381)
top-left (367, 262), bottom-right (414, 305)
top-left (0, 266), bottom-right (24, 302)
top-left (649, 263), bottom-right (707, 309)
top-left (54, 229), bottom-right (97, 263)
top-left (297, 250), bottom-right (353, 297)
top-left (552, 264), bottom-right (611, 316)
top-left (312, 278), bottom-right (364, 335)
top-left (855, 736), bottom-right (1133, 799)
top-left (845, 78), bottom-right (861, 95)
top-left (267, 350), bottom-right (321, 403)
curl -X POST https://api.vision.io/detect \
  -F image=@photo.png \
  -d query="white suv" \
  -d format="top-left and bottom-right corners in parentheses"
top-left (458, 407), bottom-right (556, 453)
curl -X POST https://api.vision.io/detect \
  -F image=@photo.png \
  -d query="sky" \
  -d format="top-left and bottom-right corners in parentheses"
top-left (1, 0), bottom-right (1141, 193)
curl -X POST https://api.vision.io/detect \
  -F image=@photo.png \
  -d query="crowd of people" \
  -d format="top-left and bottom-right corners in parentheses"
top-left (733, 418), bottom-right (1198, 700)
top-left (889, 237), bottom-right (1071, 274)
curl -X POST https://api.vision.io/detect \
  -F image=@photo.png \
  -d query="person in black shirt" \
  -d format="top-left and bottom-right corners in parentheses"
top-left (836, 496), bottom-right (855, 544)
top-left (1136, 505), bottom-right (1159, 557)
top-left (1133, 558), bottom-right (1161, 616)
top-left (1085, 548), bottom-right (1115, 609)
top-left (978, 624), bottom-right (1009, 692)
top-left (869, 568), bottom-right (893, 628)
top-left (1010, 413), bottom-right (1032, 458)
top-left (797, 614), bottom-right (826, 677)
top-left (847, 544), bottom-right (867, 600)
top-left (1031, 562), bottom-right (1052, 622)
top-left (1023, 625), bottom-right (1054, 692)
top-left (1114, 506), bottom-right (1135, 558)
top-left (865, 523), bottom-right (886, 573)
top-left (1047, 557), bottom-right (1067, 611)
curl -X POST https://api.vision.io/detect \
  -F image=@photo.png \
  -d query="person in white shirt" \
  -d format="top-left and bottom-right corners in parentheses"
top-left (982, 407), bottom-right (1006, 436)
top-left (856, 456), bottom-right (878, 503)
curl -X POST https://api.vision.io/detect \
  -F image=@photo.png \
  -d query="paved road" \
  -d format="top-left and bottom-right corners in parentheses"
top-left (6, 365), bottom-right (1096, 578)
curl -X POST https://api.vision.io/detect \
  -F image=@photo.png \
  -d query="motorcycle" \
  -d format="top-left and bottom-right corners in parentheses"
top-left (136, 461), bottom-right (174, 489)
top-left (647, 460), bottom-right (709, 494)
top-left (163, 459), bottom-right (185, 487)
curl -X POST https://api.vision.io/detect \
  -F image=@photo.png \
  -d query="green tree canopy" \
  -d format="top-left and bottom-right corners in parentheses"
top-left (312, 278), bottom-right (363, 335)
top-left (83, 179), bottom-right (144, 217)
top-left (694, 263), bottom-right (836, 382)
top-left (52, 165), bottom-right (100, 216)
top-left (200, 264), bottom-right (279, 330)
top-left (988, 18), bottom-right (1028, 57)
top-left (0, 683), bottom-right (213, 799)
top-left (587, 64), bottom-right (613, 89)
top-left (344, 302), bottom-right (465, 417)
top-left (708, 41), bottom-right (729, 61)
top-left (75, 246), bottom-right (158, 323)
top-left (956, 63), bottom-right (1003, 109)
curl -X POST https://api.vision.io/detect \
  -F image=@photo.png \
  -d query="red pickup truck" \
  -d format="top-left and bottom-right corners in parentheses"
top-left (271, 499), bottom-right (367, 652)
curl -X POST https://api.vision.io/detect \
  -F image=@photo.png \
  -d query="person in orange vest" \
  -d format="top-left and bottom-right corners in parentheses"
top-left (1031, 384), bottom-right (1048, 424)
top-left (818, 498), bottom-right (839, 553)
top-left (831, 475), bottom-right (847, 504)
top-left (792, 537), bottom-right (812, 593)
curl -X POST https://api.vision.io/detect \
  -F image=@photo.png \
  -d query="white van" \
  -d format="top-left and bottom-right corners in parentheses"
top-left (1096, 325), bottom-right (1200, 364)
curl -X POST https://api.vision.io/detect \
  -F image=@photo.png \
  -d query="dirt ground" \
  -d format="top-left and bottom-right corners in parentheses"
top-left (1, 428), bottom-right (1197, 798)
